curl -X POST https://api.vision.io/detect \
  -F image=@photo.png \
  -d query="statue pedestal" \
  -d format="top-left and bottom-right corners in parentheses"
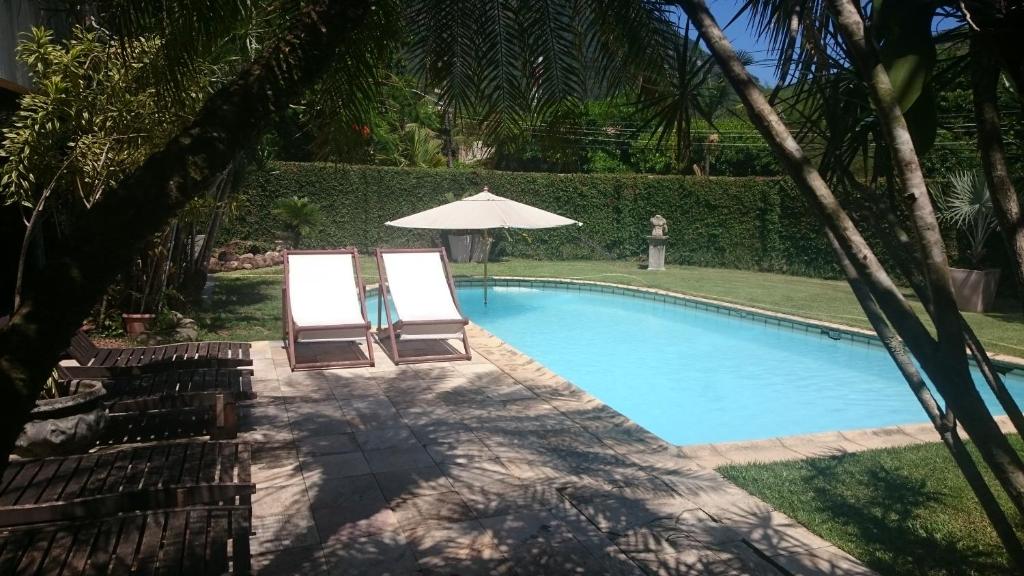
top-left (647, 236), bottom-right (668, 271)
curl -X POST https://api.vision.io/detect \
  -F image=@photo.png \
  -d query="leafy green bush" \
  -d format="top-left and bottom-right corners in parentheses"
top-left (272, 196), bottom-right (321, 248)
top-left (224, 162), bottom-right (840, 277)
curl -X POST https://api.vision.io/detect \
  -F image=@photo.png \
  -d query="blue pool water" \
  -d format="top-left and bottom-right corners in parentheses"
top-left (456, 285), bottom-right (1024, 445)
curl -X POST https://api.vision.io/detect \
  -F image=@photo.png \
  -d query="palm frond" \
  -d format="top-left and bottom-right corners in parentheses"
top-left (95, 0), bottom-right (261, 97)
top-left (404, 0), bottom-right (675, 137)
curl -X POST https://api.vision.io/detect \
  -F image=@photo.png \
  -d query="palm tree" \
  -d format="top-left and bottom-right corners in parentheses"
top-left (639, 17), bottom-right (753, 173)
top-left (739, 0), bottom-right (1024, 309)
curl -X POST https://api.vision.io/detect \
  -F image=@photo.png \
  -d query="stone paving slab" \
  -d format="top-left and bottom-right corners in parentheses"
top-left (238, 334), bottom-right (878, 575)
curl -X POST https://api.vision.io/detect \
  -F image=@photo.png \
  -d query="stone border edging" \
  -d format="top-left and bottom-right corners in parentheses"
top-left (455, 275), bottom-right (1024, 371)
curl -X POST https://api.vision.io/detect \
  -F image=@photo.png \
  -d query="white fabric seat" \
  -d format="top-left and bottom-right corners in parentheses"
top-left (288, 254), bottom-right (365, 340)
top-left (376, 249), bottom-right (471, 363)
top-left (283, 250), bottom-right (374, 370)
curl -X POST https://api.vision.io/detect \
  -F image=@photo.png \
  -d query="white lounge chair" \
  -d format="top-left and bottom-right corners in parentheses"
top-left (282, 249), bottom-right (375, 370)
top-left (375, 248), bottom-right (471, 364)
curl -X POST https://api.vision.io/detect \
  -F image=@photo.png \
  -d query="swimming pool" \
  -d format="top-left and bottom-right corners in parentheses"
top-left (455, 283), bottom-right (1024, 445)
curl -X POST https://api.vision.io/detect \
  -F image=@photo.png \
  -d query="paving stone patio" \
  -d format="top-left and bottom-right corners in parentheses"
top-left (240, 325), bottom-right (879, 575)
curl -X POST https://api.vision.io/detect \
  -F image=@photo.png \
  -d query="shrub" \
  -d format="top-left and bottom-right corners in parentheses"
top-left (224, 162), bottom-right (839, 277)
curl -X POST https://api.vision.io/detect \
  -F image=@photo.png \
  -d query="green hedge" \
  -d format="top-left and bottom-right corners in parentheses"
top-left (223, 162), bottom-right (839, 277)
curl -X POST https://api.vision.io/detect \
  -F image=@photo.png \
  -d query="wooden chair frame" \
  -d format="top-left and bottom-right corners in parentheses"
top-left (375, 247), bottom-right (472, 365)
top-left (282, 248), bottom-right (375, 371)
top-left (0, 441), bottom-right (254, 526)
top-left (56, 366), bottom-right (256, 440)
top-left (67, 332), bottom-right (252, 376)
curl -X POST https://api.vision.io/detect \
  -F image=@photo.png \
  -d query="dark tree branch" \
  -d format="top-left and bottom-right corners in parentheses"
top-left (0, 0), bottom-right (374, 466)
top-left (971, 32), bottom-right (1024, 307)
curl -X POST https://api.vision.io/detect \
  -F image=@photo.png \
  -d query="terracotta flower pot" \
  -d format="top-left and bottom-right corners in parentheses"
top-left (949, 267), bottom-right (1001, 313)
top-left (122, 313), bottom-right (156, 337)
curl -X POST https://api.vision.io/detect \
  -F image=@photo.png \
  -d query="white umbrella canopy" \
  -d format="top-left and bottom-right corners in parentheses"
top-left (385, 187), bottom-right (580, 304)
top-left (386, 188), bottom-right (580, 230)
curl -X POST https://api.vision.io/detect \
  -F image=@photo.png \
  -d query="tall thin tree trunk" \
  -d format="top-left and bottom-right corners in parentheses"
top-left (827, 0), bottom-right (1024, 515)
top-left (678, 18), bottom-right (692, 171)
top-left (442, 108), bottom-right (455, 168)
top-left (826, 228), bottom-right (1024, 570)
top-left (674, 0), bottom-right (1024, 520)
top-left (866, 178), bottom-right (1024, 439)
top-left (0, 1), bottom-right (374, 467)
top-left (971, 33), bottom-right (1024, 304)
top-left (182, 163), bottom-right (235, 300)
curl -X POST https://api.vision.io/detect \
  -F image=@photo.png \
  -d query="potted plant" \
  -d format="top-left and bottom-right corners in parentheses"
top-left (122, 312), bottom-right (156, 336)
top-left (15, 376), bottom-right (108, 458)
top-left (446, 229), bottom-right (474, 262)
top-left (441, 191), bottom-right (476, 262)
top-left (935, 170), bottom-right (1001, 313)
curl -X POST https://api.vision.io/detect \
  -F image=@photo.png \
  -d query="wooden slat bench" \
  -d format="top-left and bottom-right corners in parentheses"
top-left (57, 366), bottom-right (255, 400)
top-left (68, 332), bottom-right (252, 376)
top-left (56, 368), bottom-right (257, 441)
top-left (0, 442), bottom-right (253, 526)
top-left (0, 505), bottom-right (251, 575)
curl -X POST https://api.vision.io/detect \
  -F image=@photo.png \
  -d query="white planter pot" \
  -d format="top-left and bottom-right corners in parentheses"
top-left (447, 234), bottom-right (473, 262)
top-left (949, 267), bottom-right (1001, 313)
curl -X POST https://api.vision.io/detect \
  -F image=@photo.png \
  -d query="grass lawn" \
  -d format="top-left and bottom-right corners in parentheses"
top-left (196, 258), bottom-right (1024, 356)
top-left (720, 437), bottom-right (1024, 576)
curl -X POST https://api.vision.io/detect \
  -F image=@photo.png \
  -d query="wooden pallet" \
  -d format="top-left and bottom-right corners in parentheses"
top-left (0, 505), bottom-right (251, 575)
top-left (93, 369), bottom-right (257, 402)
top-left (0, 442), bottom-right (253, 527)
top-left (69, 333), bottom-right (252, 375)
top-left (100, 407), bottom-right (236, 444)
top-left (56, 369), bottom-right (256, 441)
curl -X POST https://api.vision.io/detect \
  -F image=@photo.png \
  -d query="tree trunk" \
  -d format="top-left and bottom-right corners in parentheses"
top-left (866, 178), bottom-right (1024, 440)
top-left (827, 0), bottom-right (1024, 516)
top-left (182, 162), bottom-right (236, 300)
top-left (0, 1), bottom-right (374, 467)
top-left (826, 227), bottom-right (1024, 570)
top-left (964, 0), bottom-right (1024, 104)
top-left (678, 18), bottom-right (692, 171)
top-left (971, 32), bottom-right (1024, 304)
top-left (674, 0), bottom-right (1024, 520)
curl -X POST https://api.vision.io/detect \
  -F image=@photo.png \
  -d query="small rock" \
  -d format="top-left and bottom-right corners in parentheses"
top-left (242, 263), bottom-right (253, 270)
top-left (224, 261), bottom-right (240, 271)
top-left (174, 327), bottom-right (199, 342)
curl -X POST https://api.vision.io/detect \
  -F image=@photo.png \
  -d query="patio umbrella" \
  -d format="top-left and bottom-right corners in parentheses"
top-left (386, 187), bottom-right (580, 304)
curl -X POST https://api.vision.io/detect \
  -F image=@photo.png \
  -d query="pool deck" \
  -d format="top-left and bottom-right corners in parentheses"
top-left (241, 325), bottom-right (880, 576)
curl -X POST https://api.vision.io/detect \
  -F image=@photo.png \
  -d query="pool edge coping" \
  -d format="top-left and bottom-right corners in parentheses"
top-left (456, 275), bottom-right (1024, 371)
top-left (462, 309), bottom-right (1016, 470)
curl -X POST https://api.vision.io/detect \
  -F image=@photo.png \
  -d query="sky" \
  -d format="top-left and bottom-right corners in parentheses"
top-left (687, 0), bottom-right (780, 86)
top-left (687, 1), bottom-right (963, 86)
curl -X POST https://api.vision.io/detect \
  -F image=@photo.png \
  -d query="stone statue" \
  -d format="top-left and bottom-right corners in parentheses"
top-left (650, 214), bottom-right (668, 237)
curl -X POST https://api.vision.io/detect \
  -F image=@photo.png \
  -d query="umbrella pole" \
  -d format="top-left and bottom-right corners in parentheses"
top-left (483, 230), bottom-right (489, 306)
